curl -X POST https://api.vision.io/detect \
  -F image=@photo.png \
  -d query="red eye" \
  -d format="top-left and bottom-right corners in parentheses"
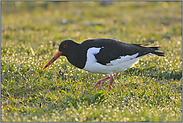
top-left (63, 45), bottom-right (67, 48)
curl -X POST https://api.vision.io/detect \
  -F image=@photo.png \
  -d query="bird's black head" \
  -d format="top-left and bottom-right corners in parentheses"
top-left (59, 40), bottom-right (79, 56)
top-left (42, 39), bottom-right (79, 70)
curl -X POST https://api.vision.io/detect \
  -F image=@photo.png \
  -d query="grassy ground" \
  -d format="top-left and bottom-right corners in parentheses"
top-left (1, 1), bottom-right (182, 122)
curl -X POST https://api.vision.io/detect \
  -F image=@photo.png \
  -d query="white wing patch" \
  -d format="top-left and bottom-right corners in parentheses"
top-left (106, 53), bottom-right (139, 65)
top-left (86, 47), bottom-right (101, 62)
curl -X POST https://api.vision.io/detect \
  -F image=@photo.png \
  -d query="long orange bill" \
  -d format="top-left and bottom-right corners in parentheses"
top-left (42, 51), bottom-right (62, 70)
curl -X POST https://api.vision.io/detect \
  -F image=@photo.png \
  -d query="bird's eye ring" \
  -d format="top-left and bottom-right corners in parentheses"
top-left (63, 45), bottom-right (67, 48)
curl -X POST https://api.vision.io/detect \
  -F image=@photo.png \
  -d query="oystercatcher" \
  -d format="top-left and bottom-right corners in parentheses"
top-left (42, 38), bottom-right (164, 91)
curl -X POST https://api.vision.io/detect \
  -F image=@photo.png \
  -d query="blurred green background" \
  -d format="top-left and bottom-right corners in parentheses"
top-left (1, 1), bottom-right (182, 122)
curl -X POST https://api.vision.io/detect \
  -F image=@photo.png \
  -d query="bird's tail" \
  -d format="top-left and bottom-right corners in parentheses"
top-left (149, 47), bottom-right (165, 56)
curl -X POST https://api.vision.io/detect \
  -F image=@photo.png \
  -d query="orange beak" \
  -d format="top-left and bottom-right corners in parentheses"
top-left (42, 51), bottom-right (62, 70)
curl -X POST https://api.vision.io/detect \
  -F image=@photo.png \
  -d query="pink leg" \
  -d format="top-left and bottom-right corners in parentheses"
top-left (92, 73), bottom-right (115, 90)
top-left (108, 74), bottom-right (114, 91)
top-left (92, 76), bottom-right (110, 90)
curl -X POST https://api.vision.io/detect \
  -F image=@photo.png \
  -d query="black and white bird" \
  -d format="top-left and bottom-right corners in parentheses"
top-left (42, 38), bottom-right (164, 91)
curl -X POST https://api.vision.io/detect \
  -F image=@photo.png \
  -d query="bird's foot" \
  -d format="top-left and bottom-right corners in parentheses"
top-left (92, 76), bottom-right (110, 90)
top-left (91, 73), bottom-right (115, 91)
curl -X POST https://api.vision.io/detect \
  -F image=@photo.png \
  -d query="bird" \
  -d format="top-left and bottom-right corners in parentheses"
top-left (42, 38), bottom-right (164, 91)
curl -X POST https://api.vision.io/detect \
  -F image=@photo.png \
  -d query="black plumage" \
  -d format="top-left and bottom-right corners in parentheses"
top-left (58, 38), bottom-right (164, 68)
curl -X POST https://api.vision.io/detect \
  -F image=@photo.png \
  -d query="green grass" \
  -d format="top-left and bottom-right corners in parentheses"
top-left (1, 1), bottom-right (182, 122)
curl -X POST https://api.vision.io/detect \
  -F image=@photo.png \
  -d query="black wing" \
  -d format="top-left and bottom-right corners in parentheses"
top-left (81, 38), bottom-right (164, 66)
top-left (92, 39), bottom-right (159, 65)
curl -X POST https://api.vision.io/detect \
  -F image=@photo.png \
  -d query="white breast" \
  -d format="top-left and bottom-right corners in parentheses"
top-left (83, 47), bottom-right (140, 74)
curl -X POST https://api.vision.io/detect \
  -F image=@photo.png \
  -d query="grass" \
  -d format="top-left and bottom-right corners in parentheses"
top-left (1, 1), bottom-right (182, 122)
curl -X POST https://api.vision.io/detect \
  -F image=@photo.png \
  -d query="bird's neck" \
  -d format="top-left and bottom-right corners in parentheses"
top-left (65, 46), bottom-right (87, 69)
